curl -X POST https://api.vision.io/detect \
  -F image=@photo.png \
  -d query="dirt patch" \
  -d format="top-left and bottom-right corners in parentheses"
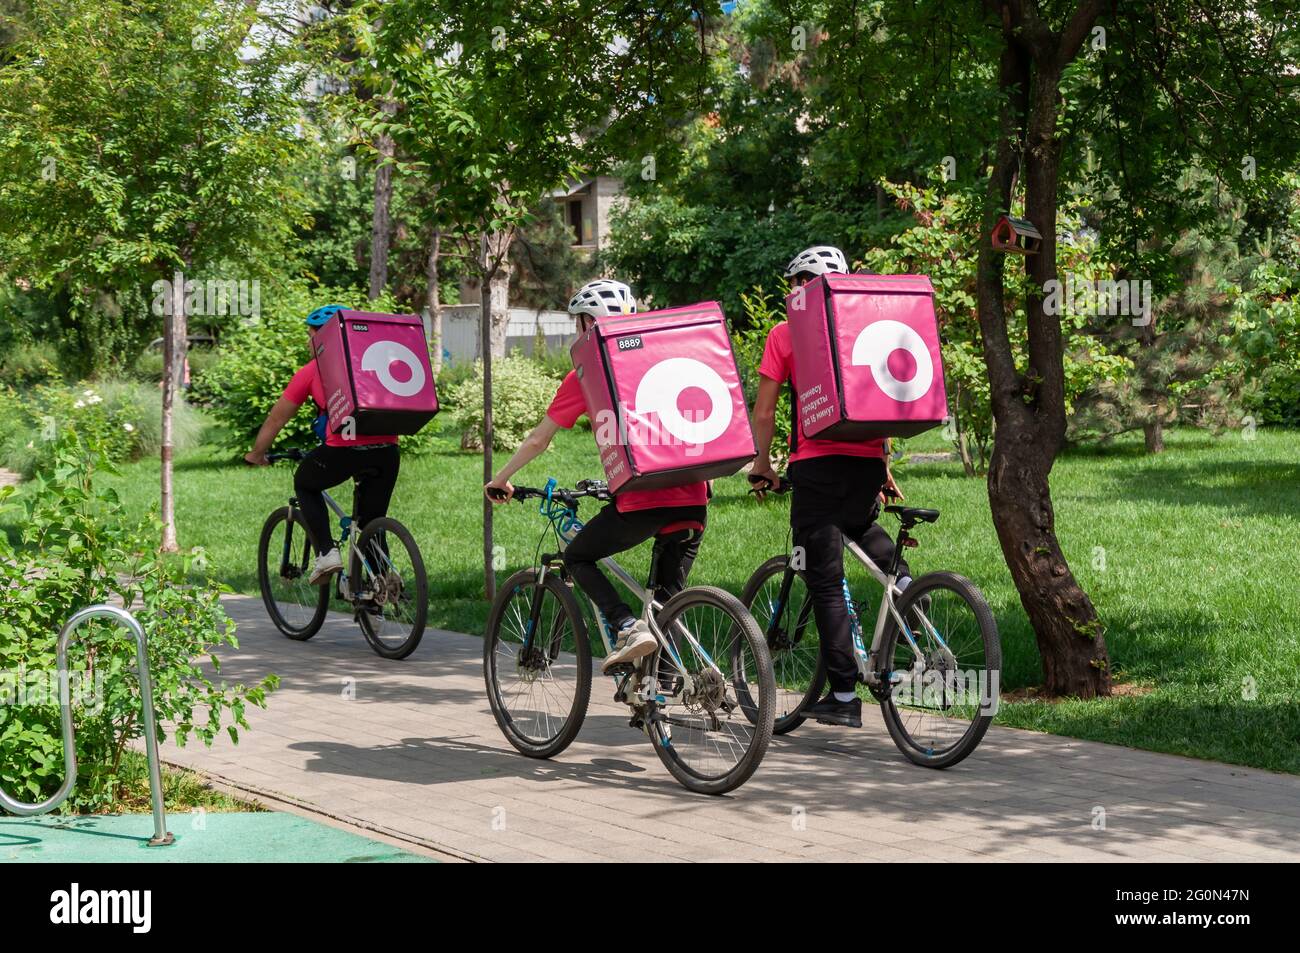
top-left (1002, 681), bottom-right (1155, 704)
top-left (0, 468), bottom-right (21, 488)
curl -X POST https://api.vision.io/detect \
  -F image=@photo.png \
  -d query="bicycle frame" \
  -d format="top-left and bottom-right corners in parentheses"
top-left (523, 480), bottom-right (722, 704)
top-left (283, 488), bottom-right (384, 604)
top-left (773, 530), bottom-right (955, 688)
top-left (848, 537), bottom-right (956, 683)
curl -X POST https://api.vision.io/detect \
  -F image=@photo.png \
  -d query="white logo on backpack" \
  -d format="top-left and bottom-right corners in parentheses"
top-left (851, 320), bottom-right (933, 403)
top-left (632, 357), bottom-right (731, 445)
top-left (361, 340), bottom-right (426, 397)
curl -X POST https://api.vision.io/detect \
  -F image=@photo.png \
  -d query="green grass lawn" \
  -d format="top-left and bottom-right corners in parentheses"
top-left (68, 422), bottom-right (1300, 775)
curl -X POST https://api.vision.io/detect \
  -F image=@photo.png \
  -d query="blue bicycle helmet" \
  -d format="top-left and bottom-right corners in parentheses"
top-left (305, 303), bottom-right (347, 328)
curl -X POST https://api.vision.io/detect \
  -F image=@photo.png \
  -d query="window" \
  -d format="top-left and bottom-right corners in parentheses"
top-left (568, 200), bottom-right (583, 245)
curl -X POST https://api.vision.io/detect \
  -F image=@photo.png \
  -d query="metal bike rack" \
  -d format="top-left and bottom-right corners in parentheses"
top-left (0, 604), bottom-right (174, 846)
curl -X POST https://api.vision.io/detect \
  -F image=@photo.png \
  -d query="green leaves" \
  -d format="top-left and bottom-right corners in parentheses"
top-left (0, 429), bottom-right (275, 811)
top-left (445, 354), bottom-right (564, 451)
top-left (356, 0), bottom-right (714, 260)
top-left (0, 0), bottom-right (312, 373)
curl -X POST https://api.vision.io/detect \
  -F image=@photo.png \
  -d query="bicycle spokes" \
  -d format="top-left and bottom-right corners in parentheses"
top-left (267, 515), bottom-right (321, 629)
top-left (354, 530), bottom-right (420, 652)
top-left (651, 599), bottom-right (765, 784)
top-left (494, 582), bottom-right (584, 748)
top-left (752, 570), bottom-right (822, 722)
top-left (888, 587), bottom-right (993, 743)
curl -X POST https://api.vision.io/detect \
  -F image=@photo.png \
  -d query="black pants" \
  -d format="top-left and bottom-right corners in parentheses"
top-left (294, 444), bottom-right (400, 555)
top-left (789, 455), bottom-right (909, 694)
top-left (563, 504), bottom-right (707, 632)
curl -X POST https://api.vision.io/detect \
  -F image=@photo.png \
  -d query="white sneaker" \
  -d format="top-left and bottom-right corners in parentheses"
top-left (309, 547), bottom-right (343, 585)
top-left (602, 620), bottom-right (657, 673)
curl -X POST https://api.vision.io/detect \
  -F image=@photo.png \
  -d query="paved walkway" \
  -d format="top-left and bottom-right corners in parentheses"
top-left (159, 595), bottom-right (1300, 862)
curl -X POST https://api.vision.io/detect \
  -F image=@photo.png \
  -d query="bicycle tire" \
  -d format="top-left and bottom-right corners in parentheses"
top-left (650, 586), bottom-right (774, 795)
top-left (738, 555), bottom-right (827, 734)
top-left (484, 568), bottom-right (592, 759)
top-left (257, 506), bottom-right (329, 640)
top-left (878, 571), bottom-right (1001, 769)
top-left (352, 517), bottom-right (429, 660)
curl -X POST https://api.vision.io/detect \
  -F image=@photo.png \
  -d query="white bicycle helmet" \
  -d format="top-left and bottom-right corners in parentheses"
top-left (567, 279), bottom-right (635, 321)
top-left (784, 245), bottom-right (850, 279)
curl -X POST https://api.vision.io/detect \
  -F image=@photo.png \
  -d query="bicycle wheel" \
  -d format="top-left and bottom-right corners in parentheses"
top-left (649, 586), bottom-right (774, 795)
top-left (878, 571), bottom-right (1000, 769)
top-left (257, 506), bottom-right (329, 640)
top-left (738, 555), bottom-right (827, 734)
top-left (484, 568), bottom-right (592, 759)
top-left (351, 517), bottom-right (428, 660)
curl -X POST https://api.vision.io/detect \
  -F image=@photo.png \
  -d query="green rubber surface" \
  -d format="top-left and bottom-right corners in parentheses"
top-left (0, 811), bottom-right (436, 863)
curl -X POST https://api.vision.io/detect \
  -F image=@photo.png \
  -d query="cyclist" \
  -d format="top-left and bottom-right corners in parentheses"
top-left (245, 304), bottom-right (401, 585)
top-left (748, 245), bottom-right (910, 728)
top-left (485, 279), bottom-right (708, 674)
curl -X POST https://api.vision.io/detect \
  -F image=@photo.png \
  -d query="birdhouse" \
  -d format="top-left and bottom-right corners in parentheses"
top-left (992, 215), bottom-right (1042, 255)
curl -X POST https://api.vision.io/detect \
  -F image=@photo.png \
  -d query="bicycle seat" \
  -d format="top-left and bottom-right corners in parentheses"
top-left (885, 505), bottom-right (940, 524)
top-left (656, 519), bottom-right (705, 537)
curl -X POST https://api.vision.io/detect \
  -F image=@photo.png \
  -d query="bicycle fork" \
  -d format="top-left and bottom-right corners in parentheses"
top-left (520, 560), bottom-right (567, 669)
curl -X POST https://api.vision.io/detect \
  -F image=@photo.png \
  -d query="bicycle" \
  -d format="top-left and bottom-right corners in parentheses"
top-left (256, 449), bottom-right (429, 660)
top-left (740, 477), bottom-right (1000, 769)
top-left (483, 478), bottom-right (776, 795)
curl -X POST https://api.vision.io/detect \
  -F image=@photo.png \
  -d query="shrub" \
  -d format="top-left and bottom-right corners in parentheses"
top-left (0, 433), bottom-right (276, 811)
top-left (530, 347), bottom-right (576, 383)
top-left (445, 353), bottom-right (558, 451)
top-left (1237, 262), bottom-right (1300, 426)
top-left (732, 285), bottom-right (792, 466)
top-left (95, 380), bottom-right (206, 458)
top-left (129, 349), bottom-right (166, 385)
top-left (0, 380), bottom-right (203, 479)
top-left (0, 341), bottom-right (62, 388)
top-left (130, 344), bottom-right (221, 388)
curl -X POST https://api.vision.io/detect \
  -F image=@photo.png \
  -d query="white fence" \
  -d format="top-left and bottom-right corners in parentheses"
top-left (427, 305), bottom-right (577, 366)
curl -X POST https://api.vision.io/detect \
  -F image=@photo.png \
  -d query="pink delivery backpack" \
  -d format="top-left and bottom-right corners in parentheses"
top-left (313, 309), bottom-right (440, 436)
top-left (786, 273), bottom-right (948, 440)
top-left (570, 302), bottom-right (757, 493)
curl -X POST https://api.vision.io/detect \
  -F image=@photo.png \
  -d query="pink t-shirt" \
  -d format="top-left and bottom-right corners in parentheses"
top-left (759, 321), bottom-right (885, 463)
top-left (282, 362), bottom-right (398, 448)
top-left (546, 371), bottom-right (708, 513)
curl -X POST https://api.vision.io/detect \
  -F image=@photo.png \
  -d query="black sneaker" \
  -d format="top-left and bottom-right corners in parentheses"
top-left (802, 693), bottom-right (863, 728)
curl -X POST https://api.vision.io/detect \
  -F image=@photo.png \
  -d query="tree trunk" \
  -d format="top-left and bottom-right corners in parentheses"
top-left (986, 413), bottom-right (1108, 696)
top-left (160, 267), bottom-right (188, 553)
top-left (477, 228), bottom-right (514, 600)
top-left (425, 227), bottom-right (443, 375)
top-left (480, 269), bottom-right (495, 602)
top-left (487, 261), bottom-right (512, 358)
top-left (974, 3), bottom-right (1111, 698)
top-left (1143, 419), bottom-right (1165, 453)
top-left (368, 114), bottom-right (396, 300)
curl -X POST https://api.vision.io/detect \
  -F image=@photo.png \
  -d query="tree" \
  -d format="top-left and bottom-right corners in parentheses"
top-left (1069, 218), bottom-right (1250, 451)
top-left (784, 0), bottom-right (1300, 696)
top-left (359, 0), bottom-right (714, 597)
top-left (0, 0), bottom-right (310, 549)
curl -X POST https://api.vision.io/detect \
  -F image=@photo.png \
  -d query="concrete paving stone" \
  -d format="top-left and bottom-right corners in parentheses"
top-left (148, 597), bottom-right (1300, 863)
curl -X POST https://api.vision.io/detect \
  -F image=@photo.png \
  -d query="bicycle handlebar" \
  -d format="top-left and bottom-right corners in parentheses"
top-left (490, 479), bottom-right (612, 506)
top-left (747, 473), bottom-right (791, 496)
